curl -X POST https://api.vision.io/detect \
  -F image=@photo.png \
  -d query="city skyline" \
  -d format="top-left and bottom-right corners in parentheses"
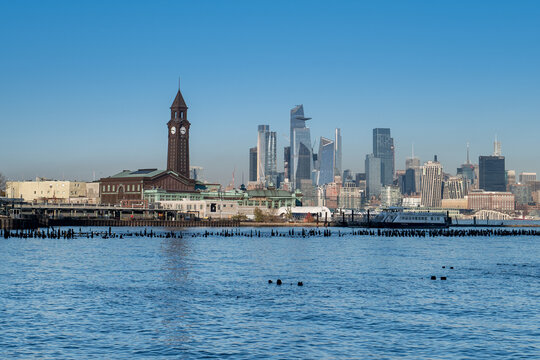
top-left (1, 1), bottom-right (540, 184)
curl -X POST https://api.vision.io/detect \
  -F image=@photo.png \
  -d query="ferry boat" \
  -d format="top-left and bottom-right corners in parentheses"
top-left (369, 208), bottom-right (450, 228)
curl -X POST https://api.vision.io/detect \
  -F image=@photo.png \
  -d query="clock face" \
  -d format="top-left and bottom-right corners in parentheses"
top-left (180, 126), bottom-right (186, 135)
top-left (170, 126), bottom-right (176, 135)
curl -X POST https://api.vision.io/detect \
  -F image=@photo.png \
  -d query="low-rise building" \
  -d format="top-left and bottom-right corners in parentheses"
top-left (6, 178), bottom-right (93, 203)
top-left (467, 190), bottom-right (515, 211)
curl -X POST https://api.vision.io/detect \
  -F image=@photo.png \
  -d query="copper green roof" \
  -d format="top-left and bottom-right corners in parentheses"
top-left (247, 189), bottom-right (296, 198)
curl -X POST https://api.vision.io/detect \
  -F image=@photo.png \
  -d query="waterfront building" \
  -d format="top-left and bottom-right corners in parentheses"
top-left (249, 147), bottom-right (257, 182)
top-left (420, 158), bottom-right (443, 208)
top-left (149, 188), bottom-right (301, 219)
top-left (519, 172), bottom-right (537, 184)
top-left (100, 86), bottom-right (196, 205)
top-left (317, 137), bottom-right (335, 185)
top-left (441, 198), bottom-right (468, 209)
top-left (467, 190), bottom-right (515, 211)
top-left (290, 105), bottom-right (312, 190)
top-left (479, 156), bottom-right (505, 192)
top-left (365, 154), bottom-right (381, 199)
top-left (257, 125), bottom-right (277, 186)
top-left (5, 179), bottom-right (99, 204)
top-left (373, 128), bottom-right (395, 186)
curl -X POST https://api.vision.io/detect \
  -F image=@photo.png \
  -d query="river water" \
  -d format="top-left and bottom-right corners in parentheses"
top-left (0, 227), bottom-right (538, 359)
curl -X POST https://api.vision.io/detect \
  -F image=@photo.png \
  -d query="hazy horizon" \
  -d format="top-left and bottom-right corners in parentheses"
top-left (1, 1), bottom-right (539, 185)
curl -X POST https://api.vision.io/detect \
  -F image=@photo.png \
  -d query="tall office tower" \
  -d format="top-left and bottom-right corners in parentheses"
top-left (290, 105), bottom-right (312, 190)
top-left (257, 125), bottom-right (277, 186)
top-left (402, 168), bottom-right (416, 195)
top-left (519, 172), bottom-right (537, 184)
top-left (373, 128), bottom-right (395, 186)
top-left (365, 154), bottom-right (382, 199)
top-left (420, 157), bottom-right (443, 207)
top-left (283, 146), bottom-right (290, 181)
top-left (457, 143), bottom-right (476, 191)
top-left (249, 147), bottom-right (257, 182)
top-left (443, 176), bottom-right (465, 199)
top-left (405, 144), bottom-right (421, 194)
top-left (479, 155), bottom-right (505, 192)
top-left (493, 136), bottom-right (502, 156)
top-left (506, 170), bottom-right (516, 189)
top-left (317, 137), bottom-right (335, 185)
top-left (334, 128), bottom-right (342, 178)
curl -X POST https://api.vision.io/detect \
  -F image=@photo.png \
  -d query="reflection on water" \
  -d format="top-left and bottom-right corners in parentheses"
top-left (0, 227), bottom-right (538, 359)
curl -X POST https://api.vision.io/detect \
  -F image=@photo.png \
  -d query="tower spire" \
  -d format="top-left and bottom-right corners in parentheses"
top-left (466, 142), bottom-right (470, 164)
top-left (411, 143), bottom-right (415, 158)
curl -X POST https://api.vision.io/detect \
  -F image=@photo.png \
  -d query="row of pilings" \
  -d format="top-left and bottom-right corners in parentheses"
top-left (3, 226), bottom-right (540, 240)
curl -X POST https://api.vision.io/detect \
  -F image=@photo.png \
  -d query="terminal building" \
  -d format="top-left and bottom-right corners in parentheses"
top-left (99, 86), bottom-right (197, 206)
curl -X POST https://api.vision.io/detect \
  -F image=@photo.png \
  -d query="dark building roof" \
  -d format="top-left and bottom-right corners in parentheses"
top-left (171, 90), bottom-right (188, 109)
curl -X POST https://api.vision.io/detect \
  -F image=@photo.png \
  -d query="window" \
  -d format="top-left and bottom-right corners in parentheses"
top-left (137, 184), bottom-right (140, 191)
top-left (103, 186), bottom-right (106, 192)
top-left (107, 185), bottom-right (110, 191)
top-left (112, 185), bottom-right (116, 191)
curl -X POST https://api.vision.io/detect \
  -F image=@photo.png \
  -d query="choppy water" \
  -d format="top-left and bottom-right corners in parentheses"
top-left (0, 227), bottom-right (539, 359)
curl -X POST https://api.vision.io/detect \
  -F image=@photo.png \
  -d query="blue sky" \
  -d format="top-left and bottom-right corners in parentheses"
top-left (1, 0), bottom-right (539, 184)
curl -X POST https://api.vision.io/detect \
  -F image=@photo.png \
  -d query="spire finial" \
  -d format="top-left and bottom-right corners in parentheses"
top-left (178, 77), bottom-right (181, 91)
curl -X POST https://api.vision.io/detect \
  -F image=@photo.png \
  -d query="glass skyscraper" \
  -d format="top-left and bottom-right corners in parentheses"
top-left (479, 156), bottom-right (505, 192)
top-left (249, 147), bottom-right (257, 182)
top-left (373, 128), bottom-right (394, 186)
top-left (290, 105), bottom-right (312, 190)
top-left (334, 128), bottom-right (342, 179)
top-left (365, 154), bottom-right (381, 199)
top-left (257, 125), bottom-right (277, 187)
top-left (317, 137), bottom-right (335, 185)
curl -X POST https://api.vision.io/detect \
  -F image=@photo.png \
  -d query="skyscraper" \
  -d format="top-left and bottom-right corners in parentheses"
top-left (334, 128), bottom-right (342, 179)
top-left (421, 158), bottom-right (443, 208)
top-left (249, 147), bottom-right (257, 182)
top-left (365, 154), bottom-right (381, 199)
top-left (405, 144), bottom-right (421, 194)
top-left (317, 137), bottom-right (335, 185)
top-left (257, 125), bottom-right (277, 186)
top-left (479, 156), bottom-right (505, 192)
top-left (283, 146), bottom-right (290, 181)
top-left (457, 143), bottom-right (476, 190)
top-left (373, 128), bottom-right (394, 186)
top-left (290, 105), bottom-right (312, 190)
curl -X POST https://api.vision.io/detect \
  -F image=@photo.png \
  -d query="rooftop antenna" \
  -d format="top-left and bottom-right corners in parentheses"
top-left (466, 142), bottom-right (470, 164)
top-left (411, 143), bottom-right (415, 158)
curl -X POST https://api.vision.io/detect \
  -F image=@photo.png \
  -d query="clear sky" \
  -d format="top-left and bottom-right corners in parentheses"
top-left (1, 0), bottom-right (539, 185)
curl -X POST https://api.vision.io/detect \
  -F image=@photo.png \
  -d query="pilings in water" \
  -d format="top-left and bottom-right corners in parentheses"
top-left (0, 217), bottom-right (240, 231)
top-left (2, 226), bottom-right (539, 241)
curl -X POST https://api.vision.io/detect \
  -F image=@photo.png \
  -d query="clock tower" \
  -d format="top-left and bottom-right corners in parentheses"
top-left (167, 87), bottom-right (191, 178)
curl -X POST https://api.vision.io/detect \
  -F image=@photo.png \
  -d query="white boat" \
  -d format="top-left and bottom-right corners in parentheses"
top-left (369, 208), bottom-right (450, 228)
